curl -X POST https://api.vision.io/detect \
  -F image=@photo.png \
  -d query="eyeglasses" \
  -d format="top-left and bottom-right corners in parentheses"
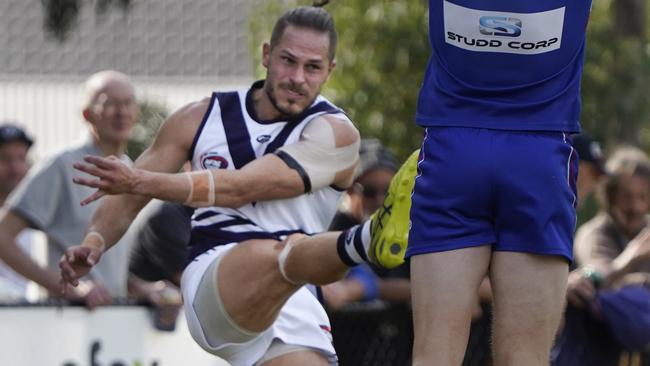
top-left (93, 93), bottom-right (136, 112)
top-left (101, 99), bottom-right (136, 111)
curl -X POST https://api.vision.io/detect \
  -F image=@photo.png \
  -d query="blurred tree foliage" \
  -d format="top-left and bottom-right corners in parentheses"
top-left (126, 100), bottom-right (169, 161)
top-left (581, 0), bottom-right (650, 152)
top-left (251, 0), bottom-right (650, 158)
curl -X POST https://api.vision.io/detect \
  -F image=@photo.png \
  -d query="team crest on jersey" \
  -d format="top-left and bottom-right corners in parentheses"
top-left (201, 152), bottom-right (229, 169)
top-left (256, 134), bottom-right (272, 143)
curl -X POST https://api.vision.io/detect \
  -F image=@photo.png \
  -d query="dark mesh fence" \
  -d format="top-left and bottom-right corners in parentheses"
top-left (329, 303), bottom-right (414, 366)
top-left (329, 303), bottom-right (493, 366)
top-left (330, 302), bottom-right (650, 366)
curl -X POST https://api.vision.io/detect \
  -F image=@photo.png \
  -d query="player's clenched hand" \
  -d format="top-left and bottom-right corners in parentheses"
top-left (59, 245), bottom-right (103, 288)
top-left (73, 155), bottom-right (139, 205)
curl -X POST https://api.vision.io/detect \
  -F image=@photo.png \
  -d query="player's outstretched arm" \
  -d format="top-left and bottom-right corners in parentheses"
top-left (72, 114), bottom-right (360, 208)
top-left (220, 114), bottom-right (360, 206)
top-left (60, 99), bottom-right (208, 288)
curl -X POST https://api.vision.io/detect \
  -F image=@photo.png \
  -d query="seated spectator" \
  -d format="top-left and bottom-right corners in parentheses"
top-left (574, 146), bottom-right (650, 291)
top-left (0, 123), bottom-right (37, 302)
top-left (329, 138), bottom-right (399, 229)
top-left (324, 139), bottom-right (410, 308)
top-left (555, 146), bottom-right (650, 365)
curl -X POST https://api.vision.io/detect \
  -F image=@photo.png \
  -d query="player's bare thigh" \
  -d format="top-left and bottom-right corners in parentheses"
top-left (217, 238), bottom-right (301, 332)
top-left (490, 251), bottom-right (568, 365)
top-left (411, 246), bottom-right (491, 366)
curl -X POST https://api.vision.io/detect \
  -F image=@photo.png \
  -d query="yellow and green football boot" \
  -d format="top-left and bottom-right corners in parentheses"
top-left (368, 149), bottom-right (419, 269)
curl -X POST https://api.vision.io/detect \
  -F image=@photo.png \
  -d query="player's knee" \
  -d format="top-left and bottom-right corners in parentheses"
top-left (276, 237), bottom-right (346, 285)
top-left (275, 239), bottom-right (306, 286)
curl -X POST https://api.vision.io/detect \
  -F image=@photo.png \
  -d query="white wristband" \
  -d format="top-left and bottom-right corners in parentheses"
top-left (86, 231), bottom-right (106, 249)
top-left (184, 170), bottom-right (216, 207)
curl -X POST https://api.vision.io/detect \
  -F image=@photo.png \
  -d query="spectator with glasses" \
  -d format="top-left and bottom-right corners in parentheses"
top-left (329, 139), bottom-right (398, 231)
top-left (324, 139), bottom-right (410, 308)
top-left (0, 70), bottom-right (137, 307)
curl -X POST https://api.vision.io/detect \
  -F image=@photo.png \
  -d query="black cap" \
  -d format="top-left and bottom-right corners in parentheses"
top-left (0, 124), bottom-right (33, 148)
top-left (573, 133), bottom-right (605, 174)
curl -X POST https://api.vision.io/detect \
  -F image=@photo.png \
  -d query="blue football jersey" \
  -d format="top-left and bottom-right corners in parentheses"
top-left (416, 0), bottom-right (592, 132)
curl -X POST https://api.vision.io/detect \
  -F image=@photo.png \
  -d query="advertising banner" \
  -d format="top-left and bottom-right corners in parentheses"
top-left (0, 306), bottom-right (227, 366)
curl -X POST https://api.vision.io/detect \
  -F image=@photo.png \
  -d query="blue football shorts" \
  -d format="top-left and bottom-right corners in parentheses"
top-left (406, 127), bottom-right (578, 262)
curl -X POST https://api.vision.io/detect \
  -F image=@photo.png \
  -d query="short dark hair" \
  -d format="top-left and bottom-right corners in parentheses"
top-left (270, 6), bottom-right (338, 61)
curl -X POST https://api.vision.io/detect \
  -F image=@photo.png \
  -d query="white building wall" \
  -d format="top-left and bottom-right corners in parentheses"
top-left (0, 0), bottom-right (262, 160)
top-left (0, 76), bottom-right (251, 160)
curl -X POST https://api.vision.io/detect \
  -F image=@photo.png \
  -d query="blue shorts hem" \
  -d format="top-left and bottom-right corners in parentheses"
top-left (494, 246), bottom-right (573, 264)
top-left (406, 237), bottom-right (494, 258)
top-left (406, 241), bottom-right (573, 264)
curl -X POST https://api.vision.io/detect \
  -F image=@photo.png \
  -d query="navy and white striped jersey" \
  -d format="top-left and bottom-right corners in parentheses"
top-left (187, 81), bottom-right (350, 262)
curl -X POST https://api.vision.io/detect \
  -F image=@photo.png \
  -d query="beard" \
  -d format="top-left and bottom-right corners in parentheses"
top-left (264, 82), bottom-right (315, 118)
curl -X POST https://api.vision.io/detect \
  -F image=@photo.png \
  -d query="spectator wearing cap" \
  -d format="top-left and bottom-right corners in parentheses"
top-left (0, 124), bottom-right (33, 204)
top-left (0, 123), bottom-right (37, 301)
top-left (323, 139), bottom-right (410, 308)
top-left (574, 133), bottom-right (608, 207)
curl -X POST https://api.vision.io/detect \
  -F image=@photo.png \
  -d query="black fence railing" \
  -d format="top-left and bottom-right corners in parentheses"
top-left (329, 302), bottom-right (492, 366)
top-left (329, 302), bottom-right (650, 366)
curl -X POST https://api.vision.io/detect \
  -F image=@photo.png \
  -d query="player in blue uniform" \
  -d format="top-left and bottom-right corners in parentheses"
top-left (406, 1), bottom-right (591, 365)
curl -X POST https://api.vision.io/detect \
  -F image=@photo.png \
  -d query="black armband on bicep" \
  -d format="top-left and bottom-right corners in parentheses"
top-left (274, 150), bottom-right (312, 193)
